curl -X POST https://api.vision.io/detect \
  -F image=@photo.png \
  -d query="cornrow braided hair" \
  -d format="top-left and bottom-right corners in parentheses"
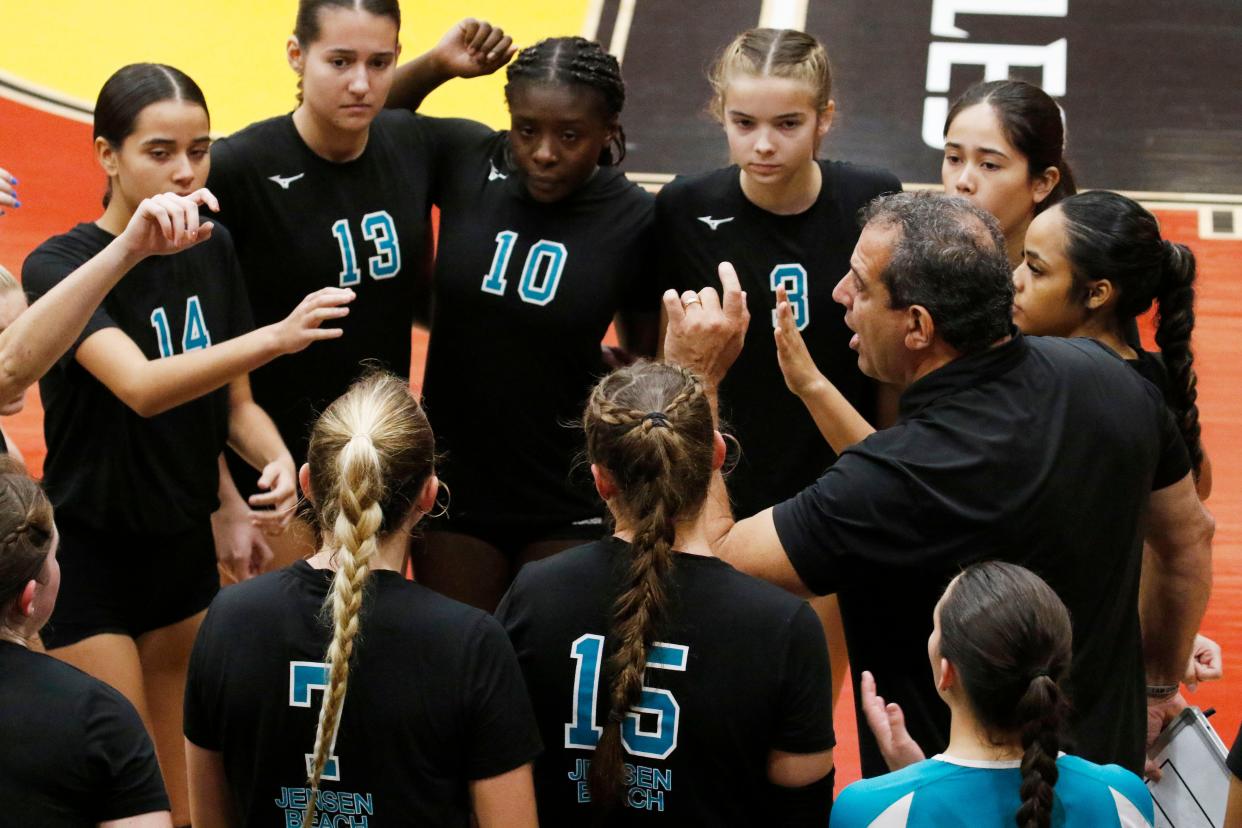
top-left (505, 36), bottom-right (628, 165)
top-left (708, 28), bottom-right (833, 121)
top-left (582, 362), bottom-right (715, 809)
top-left (301, 373), bottom-right (435, 826)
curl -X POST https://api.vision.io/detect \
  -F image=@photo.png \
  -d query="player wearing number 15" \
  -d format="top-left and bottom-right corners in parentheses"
top-left (497, 362), bottom-right (836, 825)
top-left (21, 63), bottom-right (352, 825)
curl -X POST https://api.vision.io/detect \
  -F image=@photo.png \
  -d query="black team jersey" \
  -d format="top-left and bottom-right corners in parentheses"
top-left (421, 118), bottom-right (659, 528)
top-left (0, 641), bottom-right (169, 824)
top-left (22, 223), bottom-right (252, 534)
top-left (496, 538), bottom-right (834, 825)
top-left (185, 561), bottom-right (542, 826)
top-left (657, 162), bottom-right (901, 518)
top-left (207, 111), bottom-right (435, 472)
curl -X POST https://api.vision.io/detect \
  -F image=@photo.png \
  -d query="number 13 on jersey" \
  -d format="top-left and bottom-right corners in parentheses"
top-left (332, 211), bottom-right (401, 286)
top-left (565, 634), bottom-right (688, 759)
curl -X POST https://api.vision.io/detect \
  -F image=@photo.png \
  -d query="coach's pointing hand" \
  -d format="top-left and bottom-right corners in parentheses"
top-left (663, 261), bottom-right (749, 389)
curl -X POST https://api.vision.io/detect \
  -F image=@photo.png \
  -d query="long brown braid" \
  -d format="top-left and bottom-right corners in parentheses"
top-left (301, 373), bottom-right (434, 827)
top-left (582, 361), bottom-right (715, 809)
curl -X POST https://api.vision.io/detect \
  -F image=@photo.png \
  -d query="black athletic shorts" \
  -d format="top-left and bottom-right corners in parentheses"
top-left (426, 512), bottom-right (607, 555)
top-left (41, 516), bottom-right (219, 649)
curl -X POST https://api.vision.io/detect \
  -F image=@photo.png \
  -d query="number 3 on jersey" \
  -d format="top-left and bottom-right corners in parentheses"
top-left (290, 661), bottom-right (341, 781)
top-left (332, 211), bottom-right (401, 287)
top-left (565, 634), bottom-right (688, 759)
top-left (481, 230), bottom-right (567, 306)
top-left (770, 264), bottom-right (809, 331)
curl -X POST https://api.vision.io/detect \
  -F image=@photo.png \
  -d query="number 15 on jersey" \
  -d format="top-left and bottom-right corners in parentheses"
top-left (565, 634), bottom-right (688, 760)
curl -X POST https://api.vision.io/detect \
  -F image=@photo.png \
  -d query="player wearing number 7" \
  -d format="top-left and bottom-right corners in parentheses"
top-left (21, 63), bottom-right (353, 826)
top-left (653, 28), bottom-right (901, 710)
top-left (206, 2), bottom-right (516, 566)
top-left (497, 362), bottom-right (835, 824)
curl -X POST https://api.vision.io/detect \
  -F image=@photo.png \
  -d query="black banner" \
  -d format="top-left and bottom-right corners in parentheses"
top-left (597, 0), bottom-right (1242, 195)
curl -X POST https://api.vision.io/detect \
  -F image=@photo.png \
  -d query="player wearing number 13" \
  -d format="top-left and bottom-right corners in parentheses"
top-left (496, 363), bottom-right (835, 825)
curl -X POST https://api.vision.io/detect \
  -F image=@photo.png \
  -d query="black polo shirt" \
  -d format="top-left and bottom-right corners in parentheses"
top-left (772, 332), bottom-right (1189, 777)
top-left (1229, 722), bottom-right (1242, 781)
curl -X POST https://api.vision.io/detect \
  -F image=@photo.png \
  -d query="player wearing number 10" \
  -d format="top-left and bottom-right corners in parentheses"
top-left (497, 362), bottom-right (836, 825)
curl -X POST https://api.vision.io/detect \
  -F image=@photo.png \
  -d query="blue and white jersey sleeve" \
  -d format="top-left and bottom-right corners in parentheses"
top-left (831, 755), bottom-right (1154, 828)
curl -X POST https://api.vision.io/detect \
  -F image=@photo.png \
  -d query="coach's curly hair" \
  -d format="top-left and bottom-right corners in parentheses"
top-left (1059, 191), bottom-right (1204, 479)
top-left (300, 372), bottom-right (434, 828)
top-left (0, 456), bottom-right (54, 643)
top-left (938, 562), bottom-right (1073, 828)
top-left (581, 361), bottom-right (715, 810)
top-left (504, 36), bottom-right (628, 166)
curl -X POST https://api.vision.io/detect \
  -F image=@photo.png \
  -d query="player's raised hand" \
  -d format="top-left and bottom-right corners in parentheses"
top-left (663, 261), bottom-right (750, 388)
top-left (1183, 633), bottom-right (1223, 692)
top-left (119, 189), bottom-right (219, 257)
top-left (249, 457), bottom-right (298, 533)
top-left (0, 167), bottom-right (19, 216)
top-left (433, 19), bottom-right (516, 79)
top-left (773, 285), bottom-right (828, 398)
top-left (273, 286), bottom-right (355, 354)
top-left (861, 670), bottom-right (926, 772)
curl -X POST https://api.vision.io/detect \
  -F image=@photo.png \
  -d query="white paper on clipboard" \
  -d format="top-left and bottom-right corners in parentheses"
top-left (1146, 707), bottom-right (1229, 827)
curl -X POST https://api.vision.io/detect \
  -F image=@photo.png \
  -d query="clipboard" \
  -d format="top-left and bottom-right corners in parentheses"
top-left (1147, 707), bottom-right (1230, 827)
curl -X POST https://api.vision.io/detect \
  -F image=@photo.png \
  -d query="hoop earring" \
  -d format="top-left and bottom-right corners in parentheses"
top-left (721, 432), bottom-right (743, 476)
top-left (428, 481), bottom-right (451, 520)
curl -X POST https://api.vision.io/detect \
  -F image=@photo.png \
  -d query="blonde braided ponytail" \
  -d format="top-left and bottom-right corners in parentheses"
top-left (301, 374), bottom-right (436, 827)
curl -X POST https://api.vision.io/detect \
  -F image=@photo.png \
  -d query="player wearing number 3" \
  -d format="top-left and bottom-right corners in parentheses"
top-left (21, 64), bottom-right (353, 825)
top-left (497, 362), bottom-right (835, 824)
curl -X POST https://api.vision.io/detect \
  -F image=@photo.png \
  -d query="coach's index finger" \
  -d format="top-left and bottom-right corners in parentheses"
top-left (719, 261), bottom-right (747, 322)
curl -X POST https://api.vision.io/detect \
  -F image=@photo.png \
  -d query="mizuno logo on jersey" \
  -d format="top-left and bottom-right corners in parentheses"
top-left (268, 173), bottom-right (305, 190)
top-left (698, 215), bottom-right (734, 230)
top-left (488, 162), bottom-right (508, 181)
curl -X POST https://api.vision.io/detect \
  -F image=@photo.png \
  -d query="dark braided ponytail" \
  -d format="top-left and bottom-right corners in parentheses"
top-left (938, 561), bottom-right (1073, 828)
top-left (504, 36), bottom-right (628, 165)
top-left (1059, 191), bottom-right (1204, 477)
top-left (582, 362), bottom-right (715, 809)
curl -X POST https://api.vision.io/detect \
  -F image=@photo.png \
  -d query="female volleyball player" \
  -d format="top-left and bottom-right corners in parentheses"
top-left (0, 457), bottom-right (172, 825)
top-left (834, 562), bottom-right (1153, 827)
top-left (654, 27), bottom-right (901, 705)
top-left (941, 79), bottom-right (1076, 266)
top-left (386, 36), bottom-right (662, 611)
top-left (21, 63), bottom-right (352, 825)
top-left (0, 268), bottom-right (27, 460)
top-left (185, 373), bottom-right (540, 827)
top-left (497, 361), bottom-right (835, 824)
top-left (207, 2), bottom-right (512, 565)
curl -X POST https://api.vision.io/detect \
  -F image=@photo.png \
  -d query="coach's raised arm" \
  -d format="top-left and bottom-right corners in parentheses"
top-left (662, 190), bottom-right (1213, 779)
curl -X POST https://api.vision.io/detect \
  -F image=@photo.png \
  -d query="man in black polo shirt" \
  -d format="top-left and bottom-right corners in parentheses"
top-left (664, 191), bottom-right (1214, 778)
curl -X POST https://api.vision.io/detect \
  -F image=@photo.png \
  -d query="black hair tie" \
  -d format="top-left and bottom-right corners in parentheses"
top-left (641, 411), bottom-right (670, 429)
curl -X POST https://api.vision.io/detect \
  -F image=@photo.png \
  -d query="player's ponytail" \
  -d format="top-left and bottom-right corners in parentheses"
top-left (1060, 191), bottom-right (1204, 477)
top-left (0, 456), bottom-right (55, 640)
top-left (93, 64), bottom-right (209, 208)
top-left (708, 28), bottom-right (833, 121)
top-left (937, 561), bottom-right (1072, 828)
top-left (582, 362), bottom-right (715, 810)
top-left (301, 372), bottom-right (435, 827)
top-left (504, 37), bottom-right (628, 165)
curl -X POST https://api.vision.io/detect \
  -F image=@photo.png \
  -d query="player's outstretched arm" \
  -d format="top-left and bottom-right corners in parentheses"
top-left (76, 282), bottom-right (353, 419)
top-left (386, 19), bottom-right (515, 112)
top-left (470, 763), bottom-right (538, 828)
top-left (774, 285), bottom-right (875, 453)
top-left (1, 191), bottom-right (218, 403)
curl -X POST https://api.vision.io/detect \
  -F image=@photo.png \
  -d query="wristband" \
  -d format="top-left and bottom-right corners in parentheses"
top-left (1146, 683), bottom-right (1179, 700)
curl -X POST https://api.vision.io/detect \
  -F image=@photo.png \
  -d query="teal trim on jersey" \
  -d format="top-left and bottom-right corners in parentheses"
top-left (831, 754), bottom-right (1154, 827)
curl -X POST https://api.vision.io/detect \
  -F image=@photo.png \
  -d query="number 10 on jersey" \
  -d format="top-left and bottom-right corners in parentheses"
top-left (565, 634), bottom-right (688, 760)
